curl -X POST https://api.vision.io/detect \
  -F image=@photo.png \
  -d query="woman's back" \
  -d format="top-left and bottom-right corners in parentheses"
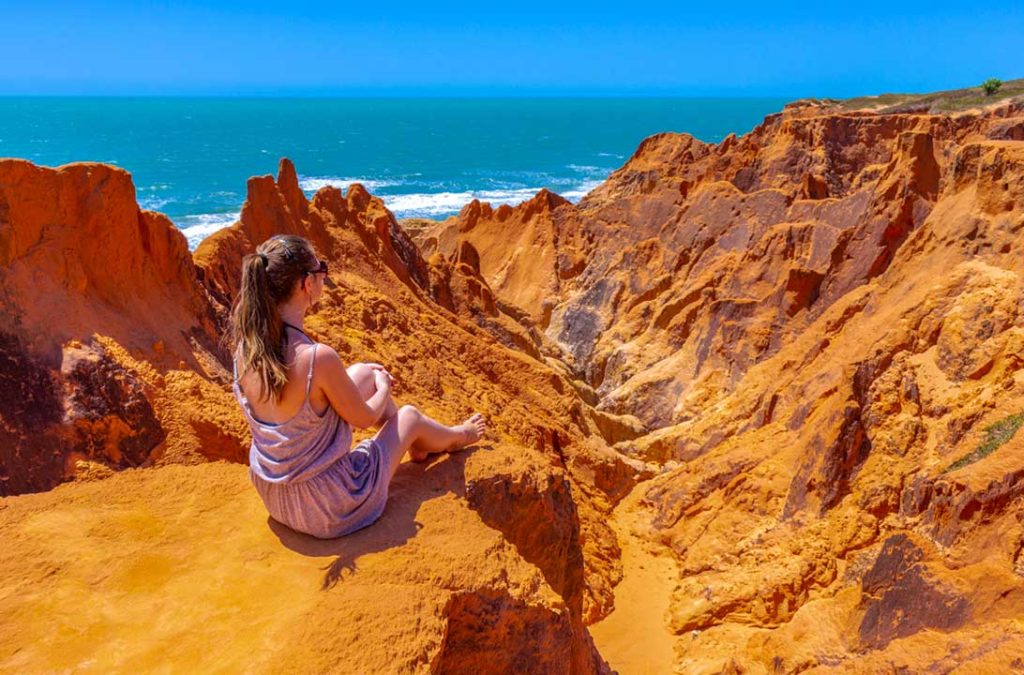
top-left (234, 328), bottom-right (354, 484)
top-left (237, 329), bottom-right (328, 425)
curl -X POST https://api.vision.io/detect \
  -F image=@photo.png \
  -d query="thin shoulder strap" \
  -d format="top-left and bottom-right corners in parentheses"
top-left (305, 343), bottom-right (318, 398)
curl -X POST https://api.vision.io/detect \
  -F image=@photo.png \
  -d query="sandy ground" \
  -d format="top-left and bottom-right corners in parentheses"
top-left (590, 485), bottom-right (680, 674)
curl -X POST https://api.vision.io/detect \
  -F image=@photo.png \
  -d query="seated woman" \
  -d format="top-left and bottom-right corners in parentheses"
top-left (230, 234), bottom-right (486, 538)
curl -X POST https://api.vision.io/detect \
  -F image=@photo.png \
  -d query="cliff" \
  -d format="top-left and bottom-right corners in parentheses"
top-left (2, 91), bottom-right (1024, 672)
top-left (0, 159), bottom-right (245, 495)
top-left (0, 157), bottom-right (636, 671)
top-left (415, 97), bottom-right (1024, 671)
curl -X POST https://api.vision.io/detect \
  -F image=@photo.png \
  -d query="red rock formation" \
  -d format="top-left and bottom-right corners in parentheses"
top-left (622, 133), bottom-right (1024, 672)
top-left (418, 189), bottom-right (589, 328)
top-left (0, 160), bottom-right (217, 358)
top-left (420, 102), bottom-right (1024, 437)
top-left (0, 160), bottom-right (243, 494)
top-left (411, 98), bottom-right (1024, 671)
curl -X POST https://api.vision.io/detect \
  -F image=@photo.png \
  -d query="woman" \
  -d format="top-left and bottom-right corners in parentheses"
top-left (230, 234), bottom-right (486, 538)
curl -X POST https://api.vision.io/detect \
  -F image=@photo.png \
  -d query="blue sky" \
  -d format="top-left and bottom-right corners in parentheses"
top-left (1, 1), bottom-right (1021, 97)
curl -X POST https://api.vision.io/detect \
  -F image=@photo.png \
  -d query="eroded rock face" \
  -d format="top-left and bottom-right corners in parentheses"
top-left (418, 100), bottom-right (1023, 433)
top-left (0, 160), bottom-right (242, 494)
top-left (466, 466), bottom-right (585, 615)
top-left (0, 331), bottom-right (64, 494)
top-left (410, 99), bottom-right (1024, 671)
top-left (432, 588), bottom-right (599, 674)
top-left (0, 161), bottom-right (219, 358)
top-left (858, 534), bottom-right (970, 650)
top-left (630, 138), bottom-right (1024, 672)
top-left (60, 340), bottom-right (165, 474)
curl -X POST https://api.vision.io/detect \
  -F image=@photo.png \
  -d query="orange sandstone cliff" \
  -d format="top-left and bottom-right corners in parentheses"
top-left (418, 97), bottom-right (1024, 671)
top-left (0, 157), bottom-right (632, 672)
top-left (1, 94), bottom-right (1024, 672)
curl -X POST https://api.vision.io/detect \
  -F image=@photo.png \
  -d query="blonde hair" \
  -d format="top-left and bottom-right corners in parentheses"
top-left (230, 235), bottom-right (318, 402)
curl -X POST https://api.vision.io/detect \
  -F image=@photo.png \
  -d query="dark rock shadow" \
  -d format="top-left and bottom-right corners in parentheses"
top-left (268, 448), bottom-right (475, 590)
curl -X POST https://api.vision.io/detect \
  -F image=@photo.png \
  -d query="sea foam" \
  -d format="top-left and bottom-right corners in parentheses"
top-left (560, 180), bottom-right (604, 200)
top-left (384, 188), bottom-right (537, 217)
top-left (382, 181), bottom-right (601, 218)
top-left (299, 176), bottom-right (401, 193)
top-left (299, 174), bottom-right (604, 219)
top-left (178, 212), bottom-right (240, 250)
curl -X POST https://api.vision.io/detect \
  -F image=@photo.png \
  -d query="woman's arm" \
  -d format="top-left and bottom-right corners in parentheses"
top-left (315, 345), bottom-right (392, 429)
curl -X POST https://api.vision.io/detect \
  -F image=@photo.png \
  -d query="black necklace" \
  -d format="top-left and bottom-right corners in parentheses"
top-left (282, 321), bottom-right (314, 343)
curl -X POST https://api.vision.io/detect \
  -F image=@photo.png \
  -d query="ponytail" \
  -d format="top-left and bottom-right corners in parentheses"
top-left (230, 235), bottom-right (318, 402)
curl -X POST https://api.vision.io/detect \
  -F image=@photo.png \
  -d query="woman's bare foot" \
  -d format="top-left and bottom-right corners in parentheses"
top-left (409, 413), bottom-right (487, 462)
top-left (455, 413), bottom-right (486, 447)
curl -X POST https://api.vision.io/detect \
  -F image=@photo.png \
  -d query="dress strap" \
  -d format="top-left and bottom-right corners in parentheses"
top-left (305, 343), bottom-right (318, 398)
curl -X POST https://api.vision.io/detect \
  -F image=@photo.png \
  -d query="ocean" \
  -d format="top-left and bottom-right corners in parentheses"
top-left (0, 97), bottom-right (787, 249)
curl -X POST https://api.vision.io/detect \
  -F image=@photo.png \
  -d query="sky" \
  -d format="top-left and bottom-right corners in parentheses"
top-left (1, 1), bottom-right (1022, 97)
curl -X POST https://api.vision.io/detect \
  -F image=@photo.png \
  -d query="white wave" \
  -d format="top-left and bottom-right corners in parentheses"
top-left (597, 152), bottom-right (624, 158)
top-left (384, 188), bottom-right (538, 217)
top-left (139, 196), bottom-right (170, 210)
top-left (384, 191), bottom-right (475, 216)
top-left (176, 212), bottom-right (239, 250)
top-left (299, 176), bottom-right (402, 193)
top-left (383, 181), bottom-right (603, 218)
top-left (561, 180), bottom-right (603, 201)
top-left (566, 164), bottom-right (602, 173)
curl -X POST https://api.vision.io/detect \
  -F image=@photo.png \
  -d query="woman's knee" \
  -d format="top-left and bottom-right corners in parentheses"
top-left (347, 362), bottom-right (374, 381)
top-left (396, 404), bottom-right (421, 430)
top-left (397, 404), bottom-right (419, 419)
top-left (347, 363), bottom-right (376, 398)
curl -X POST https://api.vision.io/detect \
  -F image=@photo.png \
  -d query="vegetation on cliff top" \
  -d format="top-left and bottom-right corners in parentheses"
top-left (839, 77), bottom-right (1023, 113)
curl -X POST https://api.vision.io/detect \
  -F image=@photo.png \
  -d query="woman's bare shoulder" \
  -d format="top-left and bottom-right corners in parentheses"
top-left (311, 342), bottom-right (345, 371)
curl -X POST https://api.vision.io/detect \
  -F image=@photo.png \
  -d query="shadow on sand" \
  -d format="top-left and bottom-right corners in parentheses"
top-left (268, 449), bottom-right (476, 590)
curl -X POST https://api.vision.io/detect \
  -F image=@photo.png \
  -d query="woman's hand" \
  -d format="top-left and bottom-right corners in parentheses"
top-left (373, 367), bottom-right (394, 393)
top-left (366, 363), bottom-right (394, 390)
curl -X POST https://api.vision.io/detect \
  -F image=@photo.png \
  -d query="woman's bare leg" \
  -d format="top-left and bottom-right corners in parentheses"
top-left (375, 405), bottom-right (486, 470)
top-left (347, 362), bottom-right (397, 427)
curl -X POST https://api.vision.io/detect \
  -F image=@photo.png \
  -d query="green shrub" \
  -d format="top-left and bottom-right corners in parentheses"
top-left (945, 410), bottom-right (1024, 472)
top-left (982, 78), bottom-right (1003, 96)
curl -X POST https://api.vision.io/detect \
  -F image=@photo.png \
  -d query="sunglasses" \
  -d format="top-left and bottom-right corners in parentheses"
top-left (306, 259), bottom-right (328, 276)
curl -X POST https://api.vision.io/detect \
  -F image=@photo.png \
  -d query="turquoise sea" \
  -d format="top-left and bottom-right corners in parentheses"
top-left (0, 97), bottom-right (787, 248)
